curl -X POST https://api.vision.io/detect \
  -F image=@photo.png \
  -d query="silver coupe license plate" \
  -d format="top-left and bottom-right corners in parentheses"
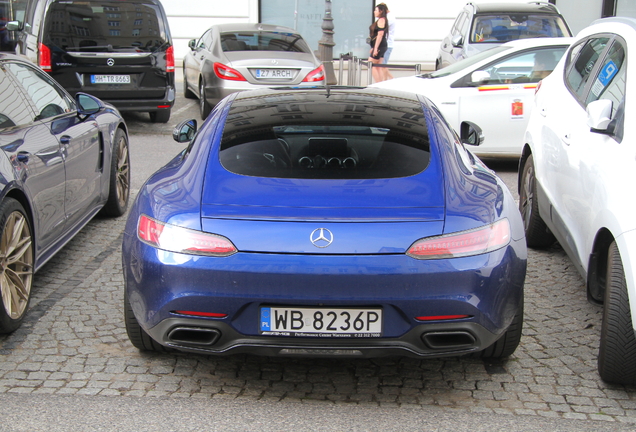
top-left (255, 69), bottom-right (293, 79)
top-left (260, 306), bottom-right (382, 337)
top-left (91, 74), bottom-right (131, 84)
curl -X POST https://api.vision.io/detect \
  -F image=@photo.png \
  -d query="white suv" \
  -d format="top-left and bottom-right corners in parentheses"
top-left (437, 2), bottom-right (571, 70)
top-left (520, 17), bottom-right (634, 384)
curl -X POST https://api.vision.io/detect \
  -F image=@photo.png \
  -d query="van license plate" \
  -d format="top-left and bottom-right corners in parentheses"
top-left (91, 75), bottom-right (131, 84)
top-left (260, 306), bottom-right (382, 337)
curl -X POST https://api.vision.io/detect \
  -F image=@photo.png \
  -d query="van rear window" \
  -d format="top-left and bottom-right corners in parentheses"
top-left (45, 0), bottom-right (169, 53)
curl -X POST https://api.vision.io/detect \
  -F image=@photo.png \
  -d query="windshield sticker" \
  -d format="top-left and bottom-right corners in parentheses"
top-left (591, 60), bottom-right (618, 97)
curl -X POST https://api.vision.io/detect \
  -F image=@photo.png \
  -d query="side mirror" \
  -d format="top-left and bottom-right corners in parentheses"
top-left (587, 99), bottom-right (612, 132)
top-left (173, 119), bottom-right (198, 143)
top-left (188, 39), bottom-right (197, 50)
top-left (460, 121), bottom-right (484, 146)
top-left (470, 70), bottom-right (490, 84)
top-left (451, 35), bottom-right (463, 48)
top-left (76, 92), bottom-right (103, 119)
top-left (6, 21), bottom-right (21, 31)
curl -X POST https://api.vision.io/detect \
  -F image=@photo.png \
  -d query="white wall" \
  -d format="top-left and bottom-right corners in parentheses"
top-left (160, 0), bottom-right (603, 69)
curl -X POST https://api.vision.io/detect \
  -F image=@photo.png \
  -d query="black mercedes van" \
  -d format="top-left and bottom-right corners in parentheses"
top-left (6, 0), bottom-right (175, 122)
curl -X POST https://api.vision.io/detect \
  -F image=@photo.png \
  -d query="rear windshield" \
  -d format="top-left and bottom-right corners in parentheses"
top-left (219, 92), bottom-right (431, 180)
top-left (471, 14), bottom-right (570, 43)
top-left (45, 0), bottom-right (169, 53)
top-left (221, 31), bottom-right (311, 53)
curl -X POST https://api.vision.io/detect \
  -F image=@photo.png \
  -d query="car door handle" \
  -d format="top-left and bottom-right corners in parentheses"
top-left (539, 108), bottom-right (547, 117)
top-left (563, 133), bottom-right (571, 146)
top-left (60, 135), bottom-right (71, 145)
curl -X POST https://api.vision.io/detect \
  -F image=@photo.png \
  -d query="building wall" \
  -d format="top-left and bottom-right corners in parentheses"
top-left (162, 0), bottom-right (602, 69)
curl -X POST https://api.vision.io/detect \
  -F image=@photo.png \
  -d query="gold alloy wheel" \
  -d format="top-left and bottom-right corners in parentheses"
top-left (0, 210), bottom-right (33, 320)
top-left (115, 133), bottom-right (130, 210)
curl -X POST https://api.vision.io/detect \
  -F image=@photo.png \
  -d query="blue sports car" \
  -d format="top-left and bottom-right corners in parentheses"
top-left (122, 87), bottom-right (526, 359)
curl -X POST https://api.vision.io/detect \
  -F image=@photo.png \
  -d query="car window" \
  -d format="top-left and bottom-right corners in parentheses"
top-left (45, 0), bottom-right (169, 53)
top-left (471, 14), bottom-right (570, 44)
top-left (4, 62), bottom-right (74, 121)
top-left (218, 92), bottom-right (431, 180)
top-left (0, 65), bottom-right (33, 128)
top-left (565, 37), bottom-right (610, 100)
top-left (479, 47), bottom-right (567, 84)
top-left (197, 29), bottom-right (212, 50)
top-left (585, 38), bottom-right (625, 109)
top-left (453, 11), bottom-right (468, 39)
top-left (220, 31), bottom-right (311, 53)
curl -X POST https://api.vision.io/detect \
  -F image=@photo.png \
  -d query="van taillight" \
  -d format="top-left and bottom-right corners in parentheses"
top-left (166, 45), bottom-right (175, 73)
top-left (39, 43), bottom-right (52, 72)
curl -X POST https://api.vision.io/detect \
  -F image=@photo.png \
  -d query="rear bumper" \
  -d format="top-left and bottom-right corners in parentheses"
top-left (145, 317), bottom-right (505, 358)
top-left (123, 232), bottom-right (526, 358)
top-left (101, 86), bottom-right (175, 112)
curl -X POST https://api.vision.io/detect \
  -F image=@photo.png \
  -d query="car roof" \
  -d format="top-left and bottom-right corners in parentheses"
top-left (213, 23), bottom-right (301, 34)
top-left (470, 2), bottom-right (561, 15)
top-left (500, 36), bottom-right (574, 50)
top-left (589, 16), bottom-right (636, 32)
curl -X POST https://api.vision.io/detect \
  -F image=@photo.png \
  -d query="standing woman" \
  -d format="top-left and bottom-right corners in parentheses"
top-left (368, 3), bottom-right (388, 83)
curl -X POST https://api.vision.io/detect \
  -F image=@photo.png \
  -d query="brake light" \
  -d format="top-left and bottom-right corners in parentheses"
top-left (137, 214), bottom-right (237, 257)
top-left (165, 45), bottom-right (175, 73)
top-left (406, 219), bottom-right (511, 260)
top-left (213, 63), bottom-right (247, 81)
top-left (535, 80), bottom-right (542, 95)
top-left (39, 43), bottom-right (51, 72)
top-left (302, 64), bottom-right (325, 82)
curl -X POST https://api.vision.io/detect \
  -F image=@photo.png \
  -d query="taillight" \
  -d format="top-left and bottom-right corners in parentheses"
top-left (535, 80), bottom-right (542, 95)
top-left (137, 214), bottom-right (237, 257)
top-left (406, 219), bottom-right (511, 260)
top-left (165, 45), bottom-right (175, 73)
top-left (39, 43), bottom-right (51, 72)
top-left (213, 63), bottom-right (247, 81)
top-left (302, 64), bottom-right (325, 82)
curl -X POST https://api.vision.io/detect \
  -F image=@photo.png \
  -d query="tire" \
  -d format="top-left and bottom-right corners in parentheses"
top-left (124, 290), bottom-right (170, 352)
top-left (478, 297), bottom-right (524, 359)
top-left (598, 241), bottom-right (636, 385)
top-left (149, 109), bottom-right (171, 123)
top-left (199, 79), bottom-right (211, 120)
top-left (183, 67), bottom-right (196, 99)
top-left (100, 128), bottom-right (130, 217)
top-left (519, 154), bottom-right (555, 248)
top-left (0, 198), bottom-right (34, 334)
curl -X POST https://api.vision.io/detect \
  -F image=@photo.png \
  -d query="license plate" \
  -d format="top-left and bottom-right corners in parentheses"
top-left (260, 306), bottom-right (382, 337)
top-left (91, 74), bottom-right (131, 84)
top-left (255, 69), bottom-right (293, 79)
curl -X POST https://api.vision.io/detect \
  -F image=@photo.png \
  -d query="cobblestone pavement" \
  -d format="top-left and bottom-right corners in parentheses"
top-left (1, 164), bottom-right (636, 427)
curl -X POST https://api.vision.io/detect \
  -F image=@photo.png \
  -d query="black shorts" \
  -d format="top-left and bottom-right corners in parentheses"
top-left (371, 42), bottom-right (387, 60)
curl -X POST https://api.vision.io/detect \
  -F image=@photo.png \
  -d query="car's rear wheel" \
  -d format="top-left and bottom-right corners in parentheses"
top-left (124, 290), bottom-right (170, 352)
top-left (199, 80), bottom-right (212, 120)
top-left (100, 128), bottom-right (130, 217)
top-left (519, 154), bottom-right (555, 248)
top-left (149, 109), bottom-right (171, 123)
top-left (598, 241), bottom-right (636, 384)
top-left (183, 68), bottom-right (196, 99)
top-left (0, 198), bottom-right (34, 334)
top-left (478, 297), bottom-right (523, 359)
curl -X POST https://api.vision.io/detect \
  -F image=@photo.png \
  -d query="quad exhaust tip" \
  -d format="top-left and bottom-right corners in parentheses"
top-left (421, 331), bottom-right (476, 350)
top-left (167, 327), bottom-right (221, 347)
